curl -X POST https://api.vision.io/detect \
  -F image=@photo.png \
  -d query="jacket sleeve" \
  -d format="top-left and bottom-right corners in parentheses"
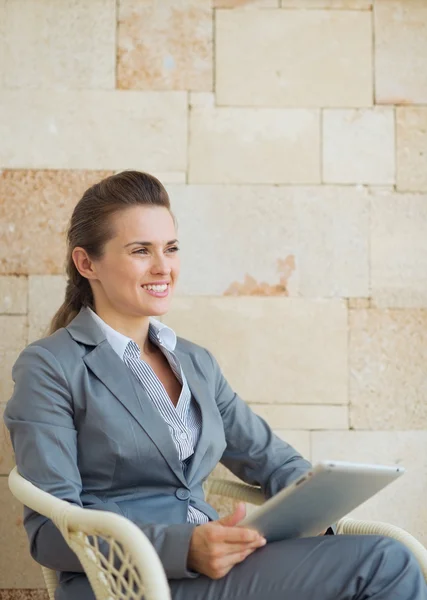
top-left (205, 349), bottom-right (312, 499)
top-left (4, 344), bottom-right (197, 579)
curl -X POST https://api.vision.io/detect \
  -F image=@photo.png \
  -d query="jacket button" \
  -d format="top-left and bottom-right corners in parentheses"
top-left (175, 488), bottom-right (190, 500)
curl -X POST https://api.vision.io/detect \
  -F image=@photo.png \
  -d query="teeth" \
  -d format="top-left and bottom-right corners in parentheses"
top-left (142, 284), bottom-right (168, 292)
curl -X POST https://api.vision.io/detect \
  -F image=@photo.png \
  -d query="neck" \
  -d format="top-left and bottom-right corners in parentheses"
top-left (93, 302), bottom-right (152, 354)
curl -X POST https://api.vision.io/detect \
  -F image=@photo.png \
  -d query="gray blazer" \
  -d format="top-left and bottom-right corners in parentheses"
top-left (4, 307), bottom-right (311, 584)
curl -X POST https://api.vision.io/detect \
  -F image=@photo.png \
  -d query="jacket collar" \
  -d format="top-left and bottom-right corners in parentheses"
top-left (66, 306), bottom-right (106, 346)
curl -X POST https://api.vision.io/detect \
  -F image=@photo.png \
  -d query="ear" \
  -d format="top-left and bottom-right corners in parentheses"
top-left (72, 247), bottom-right (99, 281)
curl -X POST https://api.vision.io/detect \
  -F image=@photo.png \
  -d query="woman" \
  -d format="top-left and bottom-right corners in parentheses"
top-left (4, 171), bottom-right (426, 600)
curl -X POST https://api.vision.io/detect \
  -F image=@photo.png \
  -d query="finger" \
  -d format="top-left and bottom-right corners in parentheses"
top-left (218, 525), bottom-right (265, 544)
top-left (215, 546), bottom-right (258, 575)
top-left (218, 502), bottom-right (246, 527)
top-left (218, 539), bottom-right (266, 557)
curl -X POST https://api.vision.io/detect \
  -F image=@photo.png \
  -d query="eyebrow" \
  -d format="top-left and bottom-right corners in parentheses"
top-left (124, 239), bottom-right (179, 248)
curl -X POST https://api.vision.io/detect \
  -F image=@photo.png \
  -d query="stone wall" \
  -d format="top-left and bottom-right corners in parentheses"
top-left (0, 0), bottom-right (426, 594)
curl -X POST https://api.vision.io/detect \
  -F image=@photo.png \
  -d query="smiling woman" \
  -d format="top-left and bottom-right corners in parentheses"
top-left (4, 171), bottom-right (427, 600)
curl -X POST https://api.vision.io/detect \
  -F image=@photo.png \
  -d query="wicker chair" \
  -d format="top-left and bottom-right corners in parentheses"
top-left (8, 467), bottom-right (427, 600)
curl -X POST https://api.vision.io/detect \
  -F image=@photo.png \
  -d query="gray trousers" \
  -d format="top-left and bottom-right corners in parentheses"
top-left (56, 535), bottom-right (427, 600)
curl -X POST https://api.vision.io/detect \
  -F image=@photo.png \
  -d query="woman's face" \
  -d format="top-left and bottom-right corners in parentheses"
top-left (88, 205), bottom-right (180, 318)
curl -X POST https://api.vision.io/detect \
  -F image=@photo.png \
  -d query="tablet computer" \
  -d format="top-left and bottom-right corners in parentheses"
top-left (238, 460), bottom-right (404, 543)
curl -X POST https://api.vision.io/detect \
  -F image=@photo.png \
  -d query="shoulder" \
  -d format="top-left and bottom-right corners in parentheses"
top-left (13, 327), bottom-right (84, 376)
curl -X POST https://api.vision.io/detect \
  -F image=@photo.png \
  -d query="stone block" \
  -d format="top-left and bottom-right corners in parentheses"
top-left (0, 351), bottom-right (22, 406)
top-left (250, 404), bottom-right (349, 430)
top-left (215, 8), bottom-right (372, 107)
top-left (312, 430), bottom-right (427, 547)
top-left (0, 405), bottom-right (15, 475)
top-left (0, 91), bottom-right (187, 171)
top-left (1, 0), bottom-right (115, 89)
top-left (0, 478), bottom-right (45, 587)
top-left (375, 0), bottom-right (427, 105)
top-left (273, 430), bottom-right (311, 459)
top-left (0, 316), bottom-right (27, 404)
top-left (163, 297), bottom-right (348, 405)
top-left (323, 108), bottom-right (395, 184)
top-left (349, 308), bottom-right (427, 429)
top-left (371, 189), bottom-right (427, 307)
top-left (28, 276), bottom-right (67, 343)
top-left (0, 170), bottom-right (113, 275)
top-left (168, 183), bottom-right (369, 298)
top-left (396, 107), bottom-right (427, 192)
top-left (0, 277), bottom-right (27, 315)
top-left (0, 317), bottom-right (27, 354)
top-left (281, 0), bottom-right (372, 6)
top-left (188, 99), bottom-right (320, 184)
top-left (215, 0), bottom-right (278, 7)
top-left (117, 0), bottom-right (212, 91)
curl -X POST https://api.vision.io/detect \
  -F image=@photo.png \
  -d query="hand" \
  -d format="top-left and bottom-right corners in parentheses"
top-left (187, 502), bottom-right (266, 579)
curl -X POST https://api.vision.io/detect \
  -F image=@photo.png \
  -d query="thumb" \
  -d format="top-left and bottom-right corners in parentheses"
top-left (218, 502), bottom-right (246, 527)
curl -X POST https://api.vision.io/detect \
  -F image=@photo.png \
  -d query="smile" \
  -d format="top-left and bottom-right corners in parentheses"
top-left (141, 284), bottom-right (169, 297)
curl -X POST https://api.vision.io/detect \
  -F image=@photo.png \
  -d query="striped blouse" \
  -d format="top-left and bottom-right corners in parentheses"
top-left (88, 308), bottom-right (208, 525)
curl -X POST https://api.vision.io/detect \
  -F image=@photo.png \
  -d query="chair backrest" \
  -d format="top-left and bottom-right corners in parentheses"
top-left (8, 467), bottom-right (171, 600)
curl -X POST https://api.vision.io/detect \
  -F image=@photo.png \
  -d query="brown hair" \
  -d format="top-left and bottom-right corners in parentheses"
top-left (49, 171), bottom-right (172, 334)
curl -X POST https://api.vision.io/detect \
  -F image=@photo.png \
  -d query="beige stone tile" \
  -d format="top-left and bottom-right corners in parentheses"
top-left (188, 102), bottom-right (320, 183)
top-left (2, 0), bottom-right (115, 90)
top-left (0, 350), bottom-right (22, 405)
top-left (251, 404), bottom-right (349, 429)
top-left (349, 309), bottom-right (427, 429)
top-left (215, 9), bottom-right (372, 107)
top-left (0, 277), bottom-right (27, 314)
top-left (396, 107), bottom-right (427, 193)
top-left (323, 108), bottom-right (395, 184)
top-left (169, 184), bottom-right (299, 296)
top-left (0, 478), bottom-right (45, 587)
top-left (28, 276), bottom-right (67, 343)
top-left (371, 189), bottom-right (427, 307)
top-left (169, 184), bottom-right (369, 297)
top-left (0, 91), bottom-right (187, 171)
top-left (0, 591), bottom-right (48, 600)
top-left (0, 170), bottom-right (113, 275)
top-left (0, 317), bottom-right (27, 353)
top-left (0, 1), bottom-right (5, 88)
top-left (311, 431), bottom-right (427, 546)
top-left (117, 0), bottom-right (212, 91)
top-left (215, 0), bottom-right (278, 6)
top-left (0, 317), bottom-right (27, 404)
top-left (163, 297), bottom-right (348, 405)
top-left (375, 0), bottom-right (427, 105)
top-left (348, 298), bottom-right (371, 309)
top-left (149, 172), bottom-right (186, 184)
top-left (294, 186), bottom-right (370, 297)
top-left (273, 430), bottom-right (311, 459)
top-left (0, 406), bottom-right (15, 475)
top-left (281, 0), bottom-right (372, 6)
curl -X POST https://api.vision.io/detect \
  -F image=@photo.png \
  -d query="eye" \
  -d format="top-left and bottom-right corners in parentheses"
top-left (133, 248), bottom-right (148, 255)
top-left (167, 246), bottom-right (179, 253)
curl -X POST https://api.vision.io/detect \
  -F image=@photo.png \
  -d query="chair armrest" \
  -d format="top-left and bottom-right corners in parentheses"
top-left (8, 467), bottom-right (171, 600)
top-left (337, 517), bottom-right (427, 583)
top-left (206, 478), bottom-right (265, 505)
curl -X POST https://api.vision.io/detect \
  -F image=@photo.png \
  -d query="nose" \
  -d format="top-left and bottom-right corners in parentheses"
top-left (151, 253), bottom-right (171, 276)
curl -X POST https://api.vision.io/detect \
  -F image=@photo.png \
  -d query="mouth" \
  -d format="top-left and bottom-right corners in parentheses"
top-left (141, 283), bottom-right (170, 298)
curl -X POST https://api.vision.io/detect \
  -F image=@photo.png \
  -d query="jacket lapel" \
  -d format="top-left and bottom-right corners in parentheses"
top-left (67, 309), bottom-right (187, 486)
top-left (176, 349), bottom-right (223, 484)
